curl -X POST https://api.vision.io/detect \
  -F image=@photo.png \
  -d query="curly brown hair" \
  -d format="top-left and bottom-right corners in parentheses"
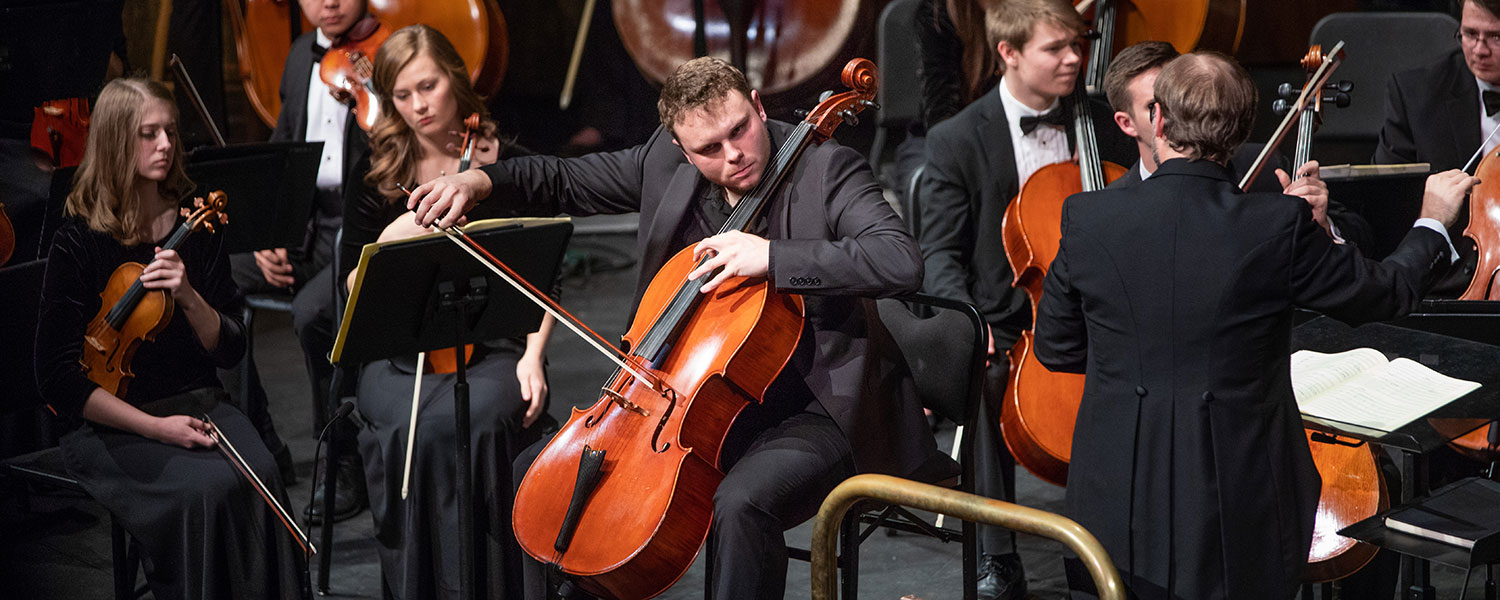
top-left (656, 57), bottom-right (754, 134)
top-left (65, 78), bottom-right (194, 245)
top-left (364, 24), bottom-right (497, 203)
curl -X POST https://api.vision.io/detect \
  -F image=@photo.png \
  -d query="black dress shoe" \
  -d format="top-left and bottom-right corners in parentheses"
top-left (305, 453), bottom-right (367, 524)
top-left (976, 553), bottom-right (1027, 600)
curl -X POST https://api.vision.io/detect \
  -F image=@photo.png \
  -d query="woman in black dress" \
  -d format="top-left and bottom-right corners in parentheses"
top-left (342, 24), bottom-right (556, 600)
top-left (34, 77), bottom-right (304, 600)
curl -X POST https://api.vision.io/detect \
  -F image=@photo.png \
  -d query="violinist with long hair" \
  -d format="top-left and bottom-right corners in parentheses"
top-left (344, 24), bottom-right (555, 599)
top-left (34, 77), bottom-right (304, 600)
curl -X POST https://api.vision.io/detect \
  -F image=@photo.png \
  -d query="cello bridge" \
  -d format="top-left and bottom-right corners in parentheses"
top-left (601, 387), bottom-right (649, 417)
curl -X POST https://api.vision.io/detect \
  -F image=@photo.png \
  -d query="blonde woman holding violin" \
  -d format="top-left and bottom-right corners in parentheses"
top-left (342, 24), bottom-right (556, 600)
top-left (34, 77), bottom-right (304, 600)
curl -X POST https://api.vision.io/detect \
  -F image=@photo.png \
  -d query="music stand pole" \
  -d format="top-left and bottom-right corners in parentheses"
top-left (439, 279), bottom-right (485, 599)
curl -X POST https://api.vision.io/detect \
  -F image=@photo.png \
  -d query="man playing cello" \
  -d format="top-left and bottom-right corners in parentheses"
top-left (408, 57), bottom-right (940, 599)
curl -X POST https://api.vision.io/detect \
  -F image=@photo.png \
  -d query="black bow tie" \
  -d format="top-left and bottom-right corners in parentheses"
top-left (311, 42), bottom-right (329, 62)
top-left (1019, 107), bottom-right (1069, 135)
top-left (1485, 90), bottom-right (1500, 117)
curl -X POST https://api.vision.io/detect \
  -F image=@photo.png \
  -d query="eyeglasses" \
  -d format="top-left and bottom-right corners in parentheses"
top-left (1147, 99), bottom-right (1159, 122)
top-left (1456, 27), bottom-right (1500, 49)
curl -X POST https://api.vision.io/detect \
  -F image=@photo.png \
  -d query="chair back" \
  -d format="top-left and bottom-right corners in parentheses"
top-left (877, 0), bottom-right (922, 131)
top-left (903, 163), bottom-right (925, 239)
top-left (875, 294), bottom-right (986, 427)
top-left (1309, 12), bottom-right (1459, 145)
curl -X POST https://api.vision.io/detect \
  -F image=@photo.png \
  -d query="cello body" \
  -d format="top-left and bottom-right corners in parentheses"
top-left (1000, 160), bottom-right (1125, 487)
top-left (1115, 0), bottom-right (1246, 55)
top-left (1454, 140), bottom-right (1500, 461)
top-left (1303, 431), bottom-right (1388, 582)
top-left (512, 245), bottom-right (804, 599)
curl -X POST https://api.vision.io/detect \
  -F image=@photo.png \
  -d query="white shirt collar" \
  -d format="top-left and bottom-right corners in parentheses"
top-left (1138, 159), bottom-right (1154, 181)
top-left (997, 76), bottom-right (1061, 121)
top-left (316, 29), bottom-right (336, 50)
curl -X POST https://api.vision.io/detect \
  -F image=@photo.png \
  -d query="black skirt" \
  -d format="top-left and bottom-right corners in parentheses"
top-left (60, 388), bottom-right (306, 600)
top-left (356, 351), bottom-right (549, 600)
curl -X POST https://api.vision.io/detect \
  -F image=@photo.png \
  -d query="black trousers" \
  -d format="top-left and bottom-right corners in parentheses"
top-left (976, 357), bottom-right (1020, 556)
top-left (514, 405), bottom-right (854, 600)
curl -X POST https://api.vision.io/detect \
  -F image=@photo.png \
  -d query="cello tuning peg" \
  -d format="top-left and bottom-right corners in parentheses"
top-left (818, 90), bottom-right (834, 102)
top-left (840, 110), bottom-right (859, 126)
top-left (1277, 83), bottom-right (1299, 100)
top-left (793, 108), bottom-right (811, 119)
top-left (1271, 99), bottom-right (1292, 117)
top-left (860, 99), bottom-right (879, 111)
top-left (1324, 80), bottom-right (1353, 93)
top-left (1332, 92), bottom-right (1351, 108)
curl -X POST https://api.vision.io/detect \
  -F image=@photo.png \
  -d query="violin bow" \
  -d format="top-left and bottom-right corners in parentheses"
top-left (203, 414), bottom-right (315, 556)
top-left (401, 352), bottom-right (426, 500)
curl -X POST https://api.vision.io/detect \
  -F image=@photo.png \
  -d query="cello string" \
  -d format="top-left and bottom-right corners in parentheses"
top-left (1464, 122), bottom-right (1500, 173)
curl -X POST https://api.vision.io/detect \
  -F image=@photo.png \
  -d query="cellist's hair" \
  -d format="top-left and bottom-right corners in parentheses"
top-left (657, 57), bottom-right (755, 134)
top-left (366, 24), bottom-right (497, 203)
top-left (1103, 41), bottom-right (1179, 114)
top-left (984, 0), bottom-right (1084, 57)
top-left (65, 77), bottom-right (193, 245)
top-left (1152, 52), bottom-right (1257, 164)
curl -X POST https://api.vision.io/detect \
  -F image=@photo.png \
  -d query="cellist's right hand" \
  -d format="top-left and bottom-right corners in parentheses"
top-left (1420, 169), bottom-right (1482, 229)
top-left (409, 169), bottom-right (492, 229)
top-left (150, 415), bottom-right (216, 449)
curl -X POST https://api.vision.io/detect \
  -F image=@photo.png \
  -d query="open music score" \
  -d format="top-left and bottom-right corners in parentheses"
top-left (1292, 348), bottom-right (1480, 433)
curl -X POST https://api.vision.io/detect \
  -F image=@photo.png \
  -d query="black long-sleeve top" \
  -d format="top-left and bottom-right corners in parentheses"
top-left (35, 217), bottom-right (246, 426)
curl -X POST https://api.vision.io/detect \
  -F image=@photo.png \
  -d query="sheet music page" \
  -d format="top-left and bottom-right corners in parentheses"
top-left (1290, 348), bottom-right (1389, 403)
top-left (1295, 352), bottom-right (1481, 432)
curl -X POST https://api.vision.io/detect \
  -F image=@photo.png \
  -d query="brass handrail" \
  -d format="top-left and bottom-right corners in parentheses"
top-left (810, 474), bottom-right (1126, 600)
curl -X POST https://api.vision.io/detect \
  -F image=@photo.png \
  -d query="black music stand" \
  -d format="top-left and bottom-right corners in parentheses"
top-left (1293, 316), bottom-right (1500, 599)
top-left (330, 218), bottom-right (572, 599)
top-left (185, 142), bottom-right (322, 254)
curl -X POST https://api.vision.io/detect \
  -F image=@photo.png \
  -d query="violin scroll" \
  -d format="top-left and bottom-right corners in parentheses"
top-left (805, 58), bottom-right (879, 140)
top-left (180, 191), bottom-right (230, 234)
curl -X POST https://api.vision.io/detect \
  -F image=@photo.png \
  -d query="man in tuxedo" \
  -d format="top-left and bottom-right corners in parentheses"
top-left (915, 1), bottom-right (1131, 596)
top-left (408, 57), bottom-right (939, 600)
top-left (1375, 0), bottom-right (1500, 171)
top-left (1034, 51), bottom-right (1474, 599)
top-left (232, 0), bottom-right (371, 522)
top-left (1103, 41), bottom-right (1374, 250)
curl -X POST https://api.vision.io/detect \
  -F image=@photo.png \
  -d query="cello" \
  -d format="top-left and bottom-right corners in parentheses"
top-left (1240, 42), bottom-right (1389, 582)
top-left (1452, 90), bottom-right (1500, 463)
top-left (225, 0), bottom-right (508, 129)
top-left (502, 60), bottom-right (878, 599)
top-left (999, 1), bottom-right (1127, 487)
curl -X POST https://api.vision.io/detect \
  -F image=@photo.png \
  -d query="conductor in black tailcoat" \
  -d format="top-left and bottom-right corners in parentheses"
top-left (1034, 51), bottom-right (1474, 600)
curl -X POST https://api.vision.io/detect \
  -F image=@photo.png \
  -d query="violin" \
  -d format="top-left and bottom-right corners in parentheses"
top-left (321, 16), bottom-right (391, 133)
top-left (30, 98), bottom-right (90, 169)
top-left (999, 2), bottom-right (1128, 488)
top-left (226, 0), bottom-right (508, 130)
top-left (81, 192), bottom-right (229, 397)
top-left (501, 60), bottom-right (878, 598)
top-left (426, 113), bottom-right (484, 374)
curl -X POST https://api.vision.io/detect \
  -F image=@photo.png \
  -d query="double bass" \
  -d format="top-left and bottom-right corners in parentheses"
top-left (999, 0), bottom-right (1127, 487)
top-left (507, 60), bottom-right (878, 599)
top-left (226, 0), bottom-right (508, 129)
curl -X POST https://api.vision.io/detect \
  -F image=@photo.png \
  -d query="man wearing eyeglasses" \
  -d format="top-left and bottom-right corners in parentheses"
top-left (1376, 0), bottom-right (1500, 171)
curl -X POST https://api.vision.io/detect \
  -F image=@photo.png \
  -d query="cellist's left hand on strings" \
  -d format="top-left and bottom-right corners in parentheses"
top-left (141, 247), bottom-right (197, 300)
top-left (690, 231), bottom-right (769, 294)
top-left (1277, 160), bottom-right (1332, 237)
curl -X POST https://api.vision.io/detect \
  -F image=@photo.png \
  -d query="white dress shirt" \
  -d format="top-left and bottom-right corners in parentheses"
top-left (997, 77), bottom-right (1070, 189)
top-left (306, 29), bottom-right (349, 191)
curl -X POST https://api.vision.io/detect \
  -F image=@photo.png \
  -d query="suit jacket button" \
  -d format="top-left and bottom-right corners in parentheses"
top-left (811, 277), bottom-right (821, 285)
top-left (1135, 386), bottom-right (1147, 397)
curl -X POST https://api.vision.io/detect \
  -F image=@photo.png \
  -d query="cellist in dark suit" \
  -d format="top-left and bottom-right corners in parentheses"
top-left (408, 57), bottom-right (939, 600)
top-left (1033, 52), bottom-right (1474, 600)
top-left (916, 2), bottom-right (1131, 596)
